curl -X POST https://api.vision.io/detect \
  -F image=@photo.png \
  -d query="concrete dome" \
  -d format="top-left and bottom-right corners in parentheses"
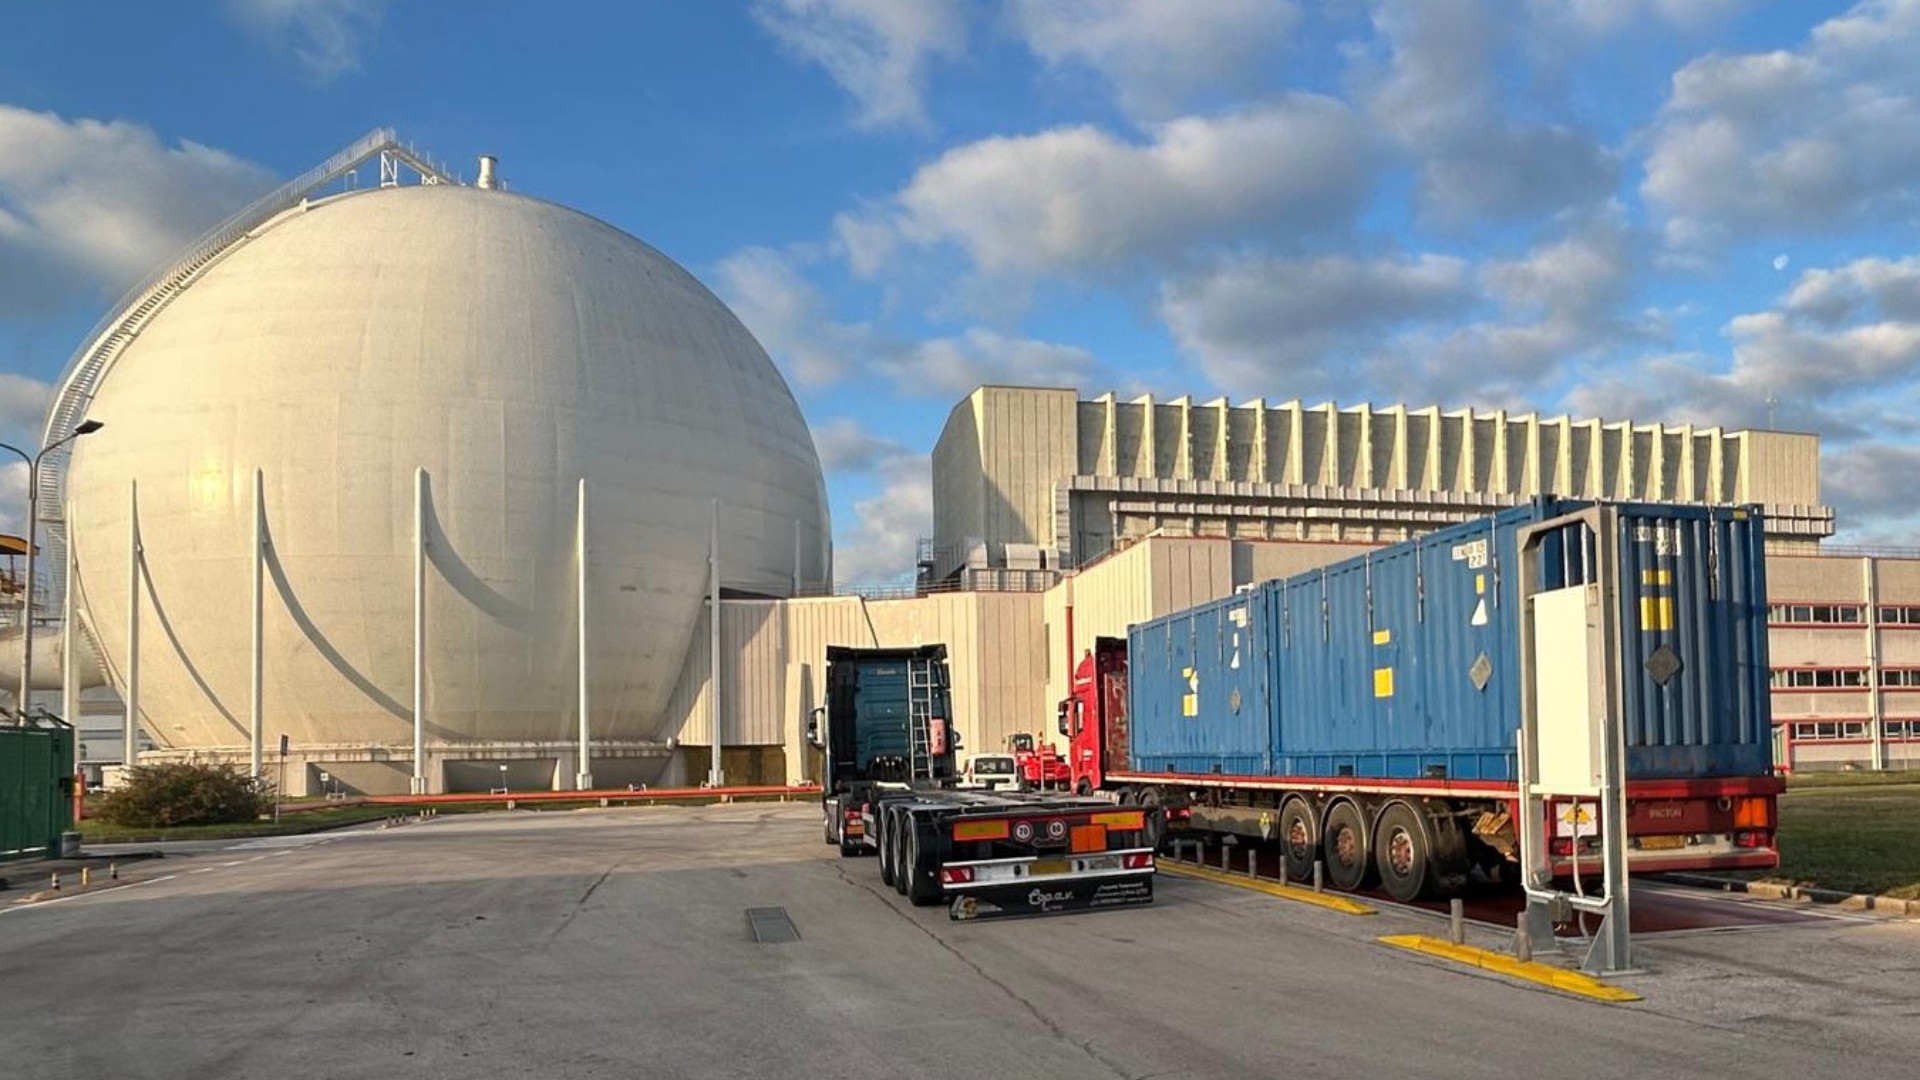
top-left (64, 183), bottom-right (829, 752)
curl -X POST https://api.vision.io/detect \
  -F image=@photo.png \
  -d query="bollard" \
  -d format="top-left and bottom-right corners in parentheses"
top-left (109, 863), bottom-right (119, 881)
top-left (50, 872), bottom-right (60, 891)
top-left (80, 867), bottom-right (91, 888)
top-left (1278, 848), bottom-right (1289, 884)
top-left (1246, 848), bottom-right (1258, 878)
top-left (1449, 898), bottom-right (1466, 946)
top-left (1219, 844), bottom-right (1231, 871)
top-left (1513, 912), bottom-right (1533, 963)
top-left (1312, 860), bottom-right (1324, 893)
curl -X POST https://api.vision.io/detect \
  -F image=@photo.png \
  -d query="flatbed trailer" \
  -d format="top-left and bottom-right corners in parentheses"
top-left (1061, 499), bottom-right (1784, 902)
top-left (815, 644), bottom-right (1155, 919)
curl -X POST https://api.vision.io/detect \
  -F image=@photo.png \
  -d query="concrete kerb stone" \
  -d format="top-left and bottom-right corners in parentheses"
top-left (1656, 872), bottom-right (1916, 916)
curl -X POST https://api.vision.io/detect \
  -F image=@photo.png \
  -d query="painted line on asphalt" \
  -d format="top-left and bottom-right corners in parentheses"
top-left (1160, 861), bottom-right (1376, 916)
top-left (1, 875), bottom-right (180, 914)
top-left (1377, 934), bottom-right (1642, 1003)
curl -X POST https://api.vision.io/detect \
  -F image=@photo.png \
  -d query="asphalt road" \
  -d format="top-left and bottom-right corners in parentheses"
top-left (2, 805), bottom-right (1916, 1079)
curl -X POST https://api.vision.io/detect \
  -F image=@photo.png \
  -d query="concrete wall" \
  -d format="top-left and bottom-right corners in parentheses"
top-left (1766, 553), bottom-right (1920, 771)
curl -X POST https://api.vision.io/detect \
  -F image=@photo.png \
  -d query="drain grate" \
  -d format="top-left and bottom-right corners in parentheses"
top-left (745, 906), bottom-right (800, 944)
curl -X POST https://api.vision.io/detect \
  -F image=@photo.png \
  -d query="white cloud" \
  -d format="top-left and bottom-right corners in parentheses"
top-left (0, 373), bottom-right (54, 441)
top-left (0, 107), bottom-right (275, 316)
top-left (1532, 0), bottom-right (1747, 37)
top-left (1008, 0), bottom-right (1298, 119)
top-left (1823, 442), bottom-right (1920, 539)
top-left (852, 96), bottom-right (1370, 279)
top-left (1643, 0), bottom-right (1920, 248)
top-left (1365, 0), bottom-right (1615, 222)
top-left (879, 328), bottom-right (1102, 397)
top-left (752, 0), bottom-right (968, 130)
top-left (812, 420), bottom-right (929, 583)
top-left (0, 461), bottom-right (25, 537)
top-left (713, 246), bottom-right (873, 386)
top-left (1160, 252), bottom-right (1472, 398)
top-left (227, 0), bottom-right (385, 83)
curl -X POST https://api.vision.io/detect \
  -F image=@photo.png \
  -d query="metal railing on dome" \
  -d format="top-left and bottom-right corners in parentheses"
top-left (33, 128), bottom-right (454, 615)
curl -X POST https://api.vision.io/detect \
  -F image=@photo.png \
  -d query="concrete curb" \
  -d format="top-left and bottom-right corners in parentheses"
top-left (1657, 872), bottom-right (1917, 916)
top-left (1378, 934), bottom-right (1642, 1003)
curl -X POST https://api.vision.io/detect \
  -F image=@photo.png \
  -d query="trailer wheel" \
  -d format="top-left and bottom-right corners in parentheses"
top-left (905, 818), bottom-right (942, 906)
top-left (1321, 800), bottom-right (1376, 892)
top-left (1139, 789), bottom-right (1168, 852)
top-left (1373, 802), bottom-right (1432, 903)
top-left (1278, 798), bottom-right (1316, 884)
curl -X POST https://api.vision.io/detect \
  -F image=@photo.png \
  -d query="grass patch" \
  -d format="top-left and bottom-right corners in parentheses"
top-left (77, 804), bottom-right (408, 844)
top-left (1763, 781), bottom-right (1920, 899)
top-left (1785, 769), bottom-right (1920, 790)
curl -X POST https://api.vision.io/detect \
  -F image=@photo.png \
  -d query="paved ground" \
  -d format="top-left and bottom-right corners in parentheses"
top-left (3, 804), bottom-right (1916, 1079)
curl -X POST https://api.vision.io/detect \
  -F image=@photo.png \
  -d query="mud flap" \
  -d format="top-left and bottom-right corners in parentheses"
top-left (947, 873), bottom-right (1154, 921)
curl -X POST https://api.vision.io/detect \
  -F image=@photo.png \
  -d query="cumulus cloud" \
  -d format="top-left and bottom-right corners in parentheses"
top-left (752, 0), bottom-right (968, 130)
top-left (1364, 0), bottom-right (1615, 222)
top-left (1530, 0), bottom-right (1747, 36)
top-left (227, 0), bottom-right (385, 83)
top-left (1823, 442), bottom-right (1920, 538)
top-left (0, 461), bottom-right (25, 537)
top-left (1160, 253), bottom-right (1472, 399)
top-left (1008, 0), bottom-right (1298, 119)
top-left (0, 107), bottom-right (275, 317)
top-left (714, 246), bottom-right (874, 386)
top-left (879, 329), bottom-right (1101, 397)
top-left (847, 96), bottom-right (1370, 280)
top-left (1643, 0), bottom-right (1920, 249)
top-left (812, 420), bottom-right (929, 583)
top-left (0, 373), bottom-right (53, 441)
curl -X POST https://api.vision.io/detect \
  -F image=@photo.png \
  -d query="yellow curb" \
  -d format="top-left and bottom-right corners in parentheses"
top-left (1161, 861), bottom-right (1376, 915)
top-left (1378, 934), bottom-right (1642, 1002)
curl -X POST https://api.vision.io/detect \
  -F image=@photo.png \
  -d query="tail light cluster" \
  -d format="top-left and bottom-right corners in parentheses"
top-left (1121, 852), bottom-right (1153, 870)
top-left (1734, 830), bottom-right (1772, 849)
top-left (939, 866), bottom-right (975, 885)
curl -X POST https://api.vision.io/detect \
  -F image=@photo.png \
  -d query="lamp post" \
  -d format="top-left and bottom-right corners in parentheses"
top-left (1, 419), bottom-right (104, 723)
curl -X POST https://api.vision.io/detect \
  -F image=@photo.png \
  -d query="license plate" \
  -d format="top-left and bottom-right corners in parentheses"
top-left (1028, 859), bottom-right (1070, 876)
top-left (1638, 835), bottom-right (1687, 851)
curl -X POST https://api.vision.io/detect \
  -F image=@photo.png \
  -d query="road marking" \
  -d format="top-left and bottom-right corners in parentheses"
top-left (1378, 934), bottom-right (1642, 1003)
top-left (221, 861), bottom-right (244, 867)
top-left (1161, 861), bottom-right (1376, 915)
top-left (0, 875), bottom-right (179, 914)
top-left (191, 867), bottom-right (214, 874)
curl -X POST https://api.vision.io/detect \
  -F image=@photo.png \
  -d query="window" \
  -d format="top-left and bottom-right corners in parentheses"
top-left (1883, 606), bottom-right (1920, 626)
top-left (1885, 720), bottom-right (1916, 739)
top-left (1882, 669), bottom-right (1920, 688)
top-left (1771, 668), bottom-right (1869, 689)
top-left (1790, 721), bottom-right (1868, 740)
top-left (1768, 604), bottom-right (1865, 625)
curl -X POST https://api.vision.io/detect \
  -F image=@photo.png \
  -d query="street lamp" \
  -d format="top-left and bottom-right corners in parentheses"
top-left (1, 418), bottom-right (106, 723)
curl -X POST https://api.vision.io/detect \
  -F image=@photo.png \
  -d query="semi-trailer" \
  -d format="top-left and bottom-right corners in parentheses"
top-left (814, 645), bottom-right (1155, 918)
top-left (1060, 498), bottom-right (1782, 902)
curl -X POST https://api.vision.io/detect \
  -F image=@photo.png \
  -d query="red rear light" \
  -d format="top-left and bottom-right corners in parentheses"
top-left (1122, 852), bottom-right (1153, 870)
top-left (1549, 838), bottom-right (1573, 858)
top-left (939, 866), bottom-right (975, 885)
top-left (843, 808), bottom-right (861, 821)
top-left (1734, 830), bottom-right (1770, 849)
top-left (1167, 807), bottom-right (1192, 824)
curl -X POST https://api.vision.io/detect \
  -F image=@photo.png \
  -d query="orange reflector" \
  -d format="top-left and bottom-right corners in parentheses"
top-left (954, 819), bottom-right (1010, 842)
top-left (1070, 824), bottom-right (1108, 854)
top-left (1733, 797), bottom-right (1774, 829)
top-left (1091, 810), bottom-right (1145, 830)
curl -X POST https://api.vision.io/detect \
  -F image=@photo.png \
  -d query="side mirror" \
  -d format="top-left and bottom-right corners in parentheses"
top-left (1056, 701), bottom-right (1070, 738)
top-left (951, 729), bottom-right (964, 751)
top-left (805, 706), bottom-right (825, 748)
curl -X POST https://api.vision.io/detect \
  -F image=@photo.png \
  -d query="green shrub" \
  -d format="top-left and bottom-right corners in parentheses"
top-left (94, 762), bottom-right (272, 828)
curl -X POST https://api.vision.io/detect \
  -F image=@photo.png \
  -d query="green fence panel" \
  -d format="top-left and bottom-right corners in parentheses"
top-left (0, 726), bottom-right (73, 862)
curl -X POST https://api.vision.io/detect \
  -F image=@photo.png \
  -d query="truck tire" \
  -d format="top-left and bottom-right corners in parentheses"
top-left (1372, 801), bottom-right (1432, 903)
top-left (1278, 797), bottom-right (1316, 884)
top-left (877, 809), bottom-right (898, 886)
top-left (1322, 800), bottom-right (1376, 892)
top-left (890, 811), bottom-right (912, 896)
top-left (905, 817), bottom-right (942, 906)
top-left (1138, 788), bottom-right (1167, 852)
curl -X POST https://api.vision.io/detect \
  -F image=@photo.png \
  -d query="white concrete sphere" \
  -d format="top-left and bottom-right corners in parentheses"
top-left (64, 184), bottom-right (828, 751)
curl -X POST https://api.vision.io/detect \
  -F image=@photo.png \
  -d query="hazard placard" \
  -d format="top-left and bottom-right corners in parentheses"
top-left (1554, 802), bottom-right (1599, 838)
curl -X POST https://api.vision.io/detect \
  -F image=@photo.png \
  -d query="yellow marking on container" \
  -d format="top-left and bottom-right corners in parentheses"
top-left (1373, 628), bottom-right (1392, 645)
top-left (1182, 666), bottom-right (1199, 716)
top-left (1091, 810), bottom-right (1145, 830)
top-left (1377, 935), bottom-right (1641, 1002)
top-left (1641, 568), bottom-right (1672, 586)
top-left (1161, 861), bottom-right (1376, 915)
top-left (1374, 667), bottom-right (1395, 698)
top-left (1475, 573), bottom-right (1486, 596)
top-left (1640, 595), bottom-right (1675, 631)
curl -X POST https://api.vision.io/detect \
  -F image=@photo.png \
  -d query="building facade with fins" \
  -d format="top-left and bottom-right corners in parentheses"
top-left (931, 386), bottom-right (1834, 582)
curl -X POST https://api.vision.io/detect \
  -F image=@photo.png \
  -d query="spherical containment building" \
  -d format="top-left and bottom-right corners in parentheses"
top-left (61, 179), bottom-right (829, 791)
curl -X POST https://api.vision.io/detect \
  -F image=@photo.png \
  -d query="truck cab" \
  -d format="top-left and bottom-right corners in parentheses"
top-left (1060, 636), bottom-right (1130, 794)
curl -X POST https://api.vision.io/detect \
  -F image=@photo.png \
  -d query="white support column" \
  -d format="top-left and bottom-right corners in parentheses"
top-left (709, 498), bottom-right (724, 789)
top-left (575, 478), bottom-right (593, 791)
top-left (61, 501), bottom-right (78, 729)
top-left (411, 468), bottom-right (428, 795)
top-left (250, 469), bottom-right (265, 780)
top-left (125, 481), bottom-right (140, 766)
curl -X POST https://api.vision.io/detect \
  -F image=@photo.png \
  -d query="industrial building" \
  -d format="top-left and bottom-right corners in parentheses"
top-left (4, 132), bottom-right (1908, 791)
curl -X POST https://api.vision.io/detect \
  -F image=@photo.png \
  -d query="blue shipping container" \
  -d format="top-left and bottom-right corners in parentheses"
top-left (1125, 499), bottom-right (1772, 784)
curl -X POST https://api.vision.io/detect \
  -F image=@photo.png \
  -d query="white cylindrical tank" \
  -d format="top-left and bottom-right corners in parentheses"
top-left (62, 183), bottom-right (829, 751)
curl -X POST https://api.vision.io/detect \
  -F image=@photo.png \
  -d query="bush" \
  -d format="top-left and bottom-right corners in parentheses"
top-left (94, 762), bottom-right (273, 828)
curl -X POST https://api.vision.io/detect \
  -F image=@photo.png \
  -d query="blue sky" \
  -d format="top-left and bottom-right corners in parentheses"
top-left (3, 1), bottom-right (1920, 579)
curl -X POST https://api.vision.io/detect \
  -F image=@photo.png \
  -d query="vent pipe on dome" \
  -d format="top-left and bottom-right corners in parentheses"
top-left (477, 155), bottom-right (499, 190)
